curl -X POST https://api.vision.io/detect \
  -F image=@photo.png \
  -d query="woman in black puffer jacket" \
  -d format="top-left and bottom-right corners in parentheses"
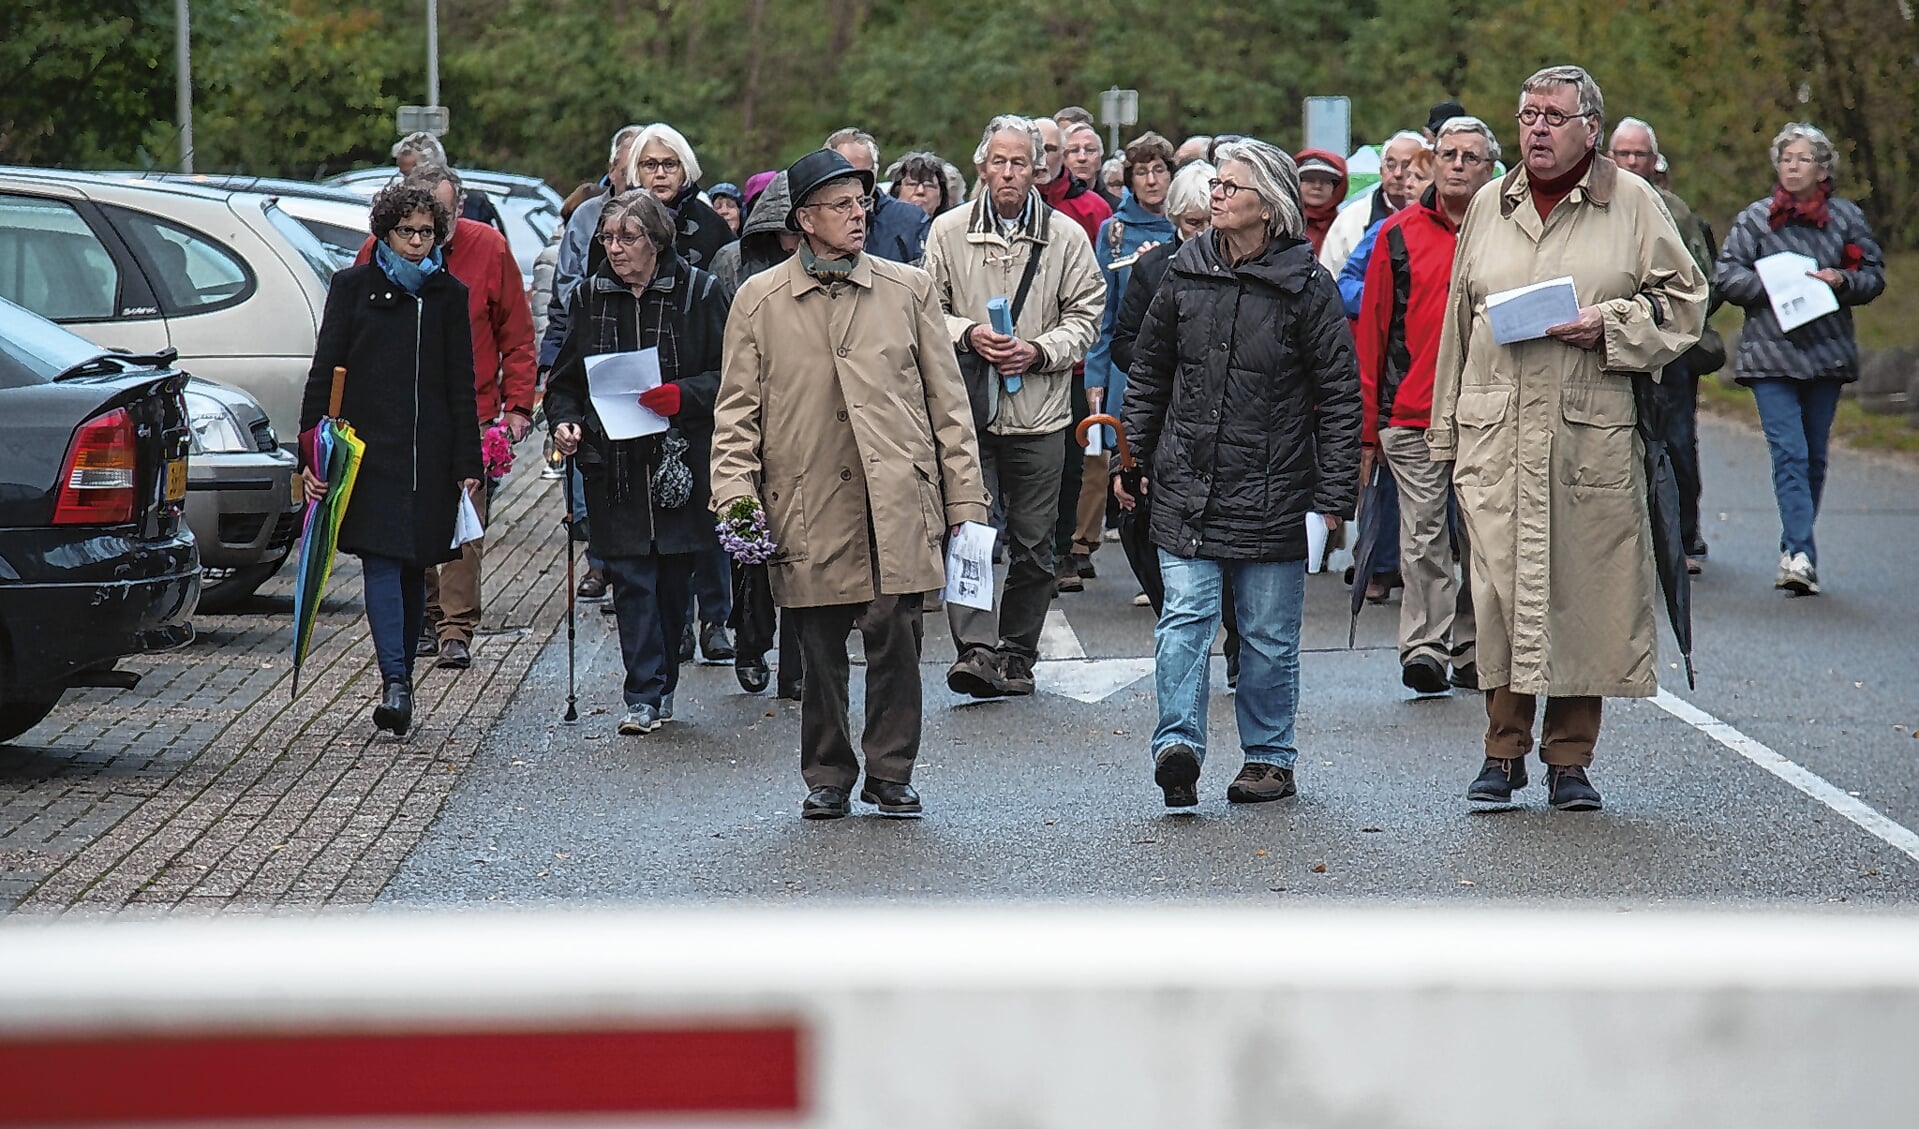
top-left (1119, 138), bottom-right (1361, 810)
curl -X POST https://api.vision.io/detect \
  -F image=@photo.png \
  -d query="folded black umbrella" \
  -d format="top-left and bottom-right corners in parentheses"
top-left (729, 563), bottom-right (778, 662)
top-left (1079, 414), bottom-right (1162, 613)
top-left (1634, 373), bottom-right (1697, 689)
top-left (1347, 457), bottom-right (1392, 647)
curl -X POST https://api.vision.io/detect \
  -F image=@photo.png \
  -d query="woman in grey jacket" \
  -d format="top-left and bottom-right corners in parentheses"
top-left (1715, 123), bottom-right (1885, 595)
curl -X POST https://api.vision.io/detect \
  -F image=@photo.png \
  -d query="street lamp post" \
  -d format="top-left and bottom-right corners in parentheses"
top-left (426, 0), bottom-right (440, 107)
top-left (175, 0), bottom-right (193, 173)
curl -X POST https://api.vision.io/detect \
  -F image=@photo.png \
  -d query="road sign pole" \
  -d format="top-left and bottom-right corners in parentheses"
top-left (426, 0), bottom-right (440, 108)
top-left (175, 0), bottom-right (193, 173)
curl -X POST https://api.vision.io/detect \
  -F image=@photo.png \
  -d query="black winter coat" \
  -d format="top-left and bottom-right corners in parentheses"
top-left (1110, 237), bottom-right (1178, 377)
top-left (1122, 232), bottom-right (1362, 562)
top-left (545, 255), bottom-right (730, 558)
top-left (303, 261), bottom-right (484, 567)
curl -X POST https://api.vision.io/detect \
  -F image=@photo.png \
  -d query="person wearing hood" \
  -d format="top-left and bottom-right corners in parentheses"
top-left (1295, 148), bottom-right (1349, 256)
top-left (711, 172), bottom-right (799, 294)
top-left (709, 182), bottom-right (744, 236)
top-left (825, 127), bottom-right (932, 264)
top-left (1118, 139), bottom-right (1361, 810)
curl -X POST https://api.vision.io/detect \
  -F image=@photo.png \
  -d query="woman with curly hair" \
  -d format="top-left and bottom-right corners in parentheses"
top-left (301, 181), bottom-right (484, 737)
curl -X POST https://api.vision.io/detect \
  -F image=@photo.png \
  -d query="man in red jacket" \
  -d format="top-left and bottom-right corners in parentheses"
top-left (356, 166), bottom-right (536, 670)
top-left (1354, 115), bottom-right (1498, 697)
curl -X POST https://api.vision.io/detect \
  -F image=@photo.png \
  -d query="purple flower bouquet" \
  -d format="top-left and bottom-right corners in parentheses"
top-left (717, 497), bottom-right (778, 564)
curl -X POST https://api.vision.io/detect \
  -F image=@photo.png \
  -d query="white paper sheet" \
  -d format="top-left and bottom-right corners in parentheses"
top-left (942, 521), bottom-right (998, 611)
top-left (1754, 250), bottom-right (1841, 332)
top-left (1305, 512), bottom-right (1330, 574)
top-left (451, 490), bottom-right (485, 548)
top-left (1487, 276), bottom-right (1581, 345)
top-left (584, 350), bottom-right (668, 440)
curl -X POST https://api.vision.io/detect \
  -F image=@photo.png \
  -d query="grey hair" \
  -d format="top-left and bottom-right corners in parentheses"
top-left (622, 123), bottom-right (703, 188)
top-left (1100, 155), bottom-right (1124, 187)
top-left (1213, 138), bottom-right (1304, 241)
top-left (1064, 121), bottom-right (1103, 151)
top-left (1384, 129), bottom-right (1433, 153)
top-left (599, 189), bottom-right (677, 252)
top-left (1166, 160), bottom-right (1216, 219)
top-left (1436, 116), bottom-right (1502, 164)
top-left (972, 114), bottom-right (1044, 168)
top-left (824, 127), bottom-right (881, 170)
top-left (941, 161), bottom-right (966, 211)
top-left (1519, 64), bottom-right (1605, 127)
top-left (1181, 134), bottom-right (1214, 151)
top-left (404, 163), bottom-right (464, 207)
top-left (1611, 116), bottom-right (1659, 154)
top-left (1770, 122), bottom-right (1837, 176)
top-left (608, 124), bottom-right (645, 164)
top-left (391, 131), bottom-right (447, 165)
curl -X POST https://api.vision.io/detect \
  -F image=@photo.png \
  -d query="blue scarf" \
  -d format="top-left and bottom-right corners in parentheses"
top-left (373, 241), bottom-right (443, 295)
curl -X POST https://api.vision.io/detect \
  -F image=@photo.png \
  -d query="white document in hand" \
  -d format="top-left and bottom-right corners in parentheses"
top-left (451, 490), bottom-right (485, 548)
top-left (1754, 250), bottom-right (1840, 332)
top-left (943, 521), bottom-right (998, 611)
top-left (585, 350), bottom-right (668, 440)
top-left (1487, 276), bottom-right (1581, 345)
top-left (1304, 511), bottom-right (1329, 575)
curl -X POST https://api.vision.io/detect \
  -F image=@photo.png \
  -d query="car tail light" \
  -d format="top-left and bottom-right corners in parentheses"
top-left (52, 407), bottom-right (139, 525)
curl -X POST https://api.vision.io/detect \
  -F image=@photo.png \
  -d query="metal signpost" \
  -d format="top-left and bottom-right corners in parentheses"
top-left (1099, 87), bottom-right (1139, 156)
top-left (397, 106), bottom-right (451, 137)
top-left (1303, 96), bottom-right (1352, 158)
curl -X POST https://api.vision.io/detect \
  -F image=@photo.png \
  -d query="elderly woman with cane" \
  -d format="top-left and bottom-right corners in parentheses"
top-left (546, 190), bottom-right (732, 735)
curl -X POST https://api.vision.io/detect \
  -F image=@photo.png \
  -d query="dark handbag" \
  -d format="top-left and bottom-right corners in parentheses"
top-left (1682, 324), bottom-right (1727, 378)
top-left (650, 431), bottom-right (693, 509)
top-left (957, 244), bottom-right (1045, 431)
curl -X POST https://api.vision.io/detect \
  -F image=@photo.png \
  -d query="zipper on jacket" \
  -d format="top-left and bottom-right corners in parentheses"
top-left (637, 301), bottom-right (655, 542)
top-left (412, 298), bottom-right (422, 492)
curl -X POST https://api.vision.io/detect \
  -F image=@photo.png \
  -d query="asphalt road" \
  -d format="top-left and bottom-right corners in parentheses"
top-left (382, 417), bottom-right (1919, 907)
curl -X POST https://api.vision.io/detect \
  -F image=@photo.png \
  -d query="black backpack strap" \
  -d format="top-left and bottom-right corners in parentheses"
top-left (1009, 240), bottom-right (1045, 323)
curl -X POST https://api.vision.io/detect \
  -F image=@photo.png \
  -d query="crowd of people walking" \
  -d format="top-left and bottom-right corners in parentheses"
top-left (302, 61), bottom-right (1884, 820)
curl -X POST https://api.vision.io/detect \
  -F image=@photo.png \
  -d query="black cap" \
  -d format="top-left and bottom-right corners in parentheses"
top-left (1426, 100), bottom-right (1467, 136)
top-left (783, 150), bottom-right (876, 233)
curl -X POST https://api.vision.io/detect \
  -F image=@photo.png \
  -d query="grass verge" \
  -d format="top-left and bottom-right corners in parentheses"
top-left (1698, 375), bottom-right (1919, 461)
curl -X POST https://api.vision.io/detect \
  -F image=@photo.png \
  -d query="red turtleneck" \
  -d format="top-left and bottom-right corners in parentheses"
top-left (1530, 149), bottom-right (1595, 222)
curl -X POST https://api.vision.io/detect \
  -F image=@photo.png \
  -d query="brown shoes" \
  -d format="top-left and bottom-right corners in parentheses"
top-left (1226, 763), bottom-right (1296, 804)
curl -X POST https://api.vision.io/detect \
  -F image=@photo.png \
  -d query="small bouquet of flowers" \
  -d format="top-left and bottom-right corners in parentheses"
top-left (481, 422), bottom-right (516, 479)
top-left (716, 496), bottom-right (778, 564)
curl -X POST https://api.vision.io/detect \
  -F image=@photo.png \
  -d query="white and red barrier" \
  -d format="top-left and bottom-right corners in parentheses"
top-left (2, 907), bottom-right (1917, 1127)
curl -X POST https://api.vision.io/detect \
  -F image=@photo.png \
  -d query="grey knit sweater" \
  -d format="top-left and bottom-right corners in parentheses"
top-left (1715, 194), bottom-right (1885, 384)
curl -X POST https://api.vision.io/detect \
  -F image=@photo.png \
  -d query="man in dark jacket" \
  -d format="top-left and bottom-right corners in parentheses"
top-left (825, 128), bottom-right (931, 264)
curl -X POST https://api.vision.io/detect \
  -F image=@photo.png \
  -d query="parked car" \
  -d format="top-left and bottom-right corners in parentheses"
top-left (128, 174), bottom-right (373, 268)
top-left (0, 167), bottom-right (334, 446)
top-left (0, 297), bottom-right (199, 744)
top-left (181, 378), bottom-right (302, 612)
top-left (325, 167), bottom-right (560, 279)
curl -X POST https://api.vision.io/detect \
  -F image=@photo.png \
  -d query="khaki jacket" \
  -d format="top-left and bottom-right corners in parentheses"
top-left (922, 190), bottom-right (1106, 436)
top-left (1428, 155), bottom-right (1705, 698)
top-left (711, 254), bottom-right (989, 608)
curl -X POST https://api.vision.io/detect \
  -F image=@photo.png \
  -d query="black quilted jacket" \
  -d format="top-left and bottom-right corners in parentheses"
top-left (1122, 231), bottom-right (1362, 562)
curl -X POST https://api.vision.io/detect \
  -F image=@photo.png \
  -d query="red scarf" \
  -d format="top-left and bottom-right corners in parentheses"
top-left (1304, 203), bottom-right (1340, 255)
top-left (1769, 180), bottom-right (1833, 230)
top-left (1530, 149), bottom-right (1594, 221)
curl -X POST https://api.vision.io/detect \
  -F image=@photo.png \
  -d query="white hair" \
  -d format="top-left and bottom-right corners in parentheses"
top-left (973, 114), bottom-right (1044, 168)
top-left (622, 123), bottom-right (703, 188)
top-left (1214, 138), bottom-right (1304, 241)
top-left (823, 127), bottom-right (881, 171)
top-left (1770, 122), bottom-right (1837, 176)
top-left (1520, 64), bottom-right (1606, 127)
top-left (1383, 129), bottom-right (1433, 153)
top-left (1065, 121), bottom-right (1103, 152)
top-left (608, 124), bottom-right (645, 164)
top-left (1166, 160), bottom-right (1215, 218)
top-left (1611, 116), bottom-right (1659, 154)
top-left (1436, 116), bottom-right (1502, 164)
top-left (391, 131), bottom-right (446, 164)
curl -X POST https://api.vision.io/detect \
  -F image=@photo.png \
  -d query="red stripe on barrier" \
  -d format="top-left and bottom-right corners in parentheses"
top-left (0, 1024), bottom-right (804, 1123)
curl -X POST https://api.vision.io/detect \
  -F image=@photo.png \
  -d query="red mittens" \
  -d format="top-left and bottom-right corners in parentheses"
top-left (1841, 243), bottom-right (1864, 272)
top-left (638, 383), bottom-right (681, 417)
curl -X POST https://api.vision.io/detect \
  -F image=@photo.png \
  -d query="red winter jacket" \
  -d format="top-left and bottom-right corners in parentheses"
top-left (1355, 188), bottom-right (1459, 446)
top-left (1041, 172), bottom-right (1113, 247)
top-left (355, 218), bottom-right (537, 423)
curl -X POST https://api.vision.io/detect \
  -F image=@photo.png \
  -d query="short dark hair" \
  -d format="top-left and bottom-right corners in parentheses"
top-left (1123, 131), bottom-right (1176, 190)
top-left (1054, 105), bottom-right (1095, 129)
top-left (369, 182), bottom-right (451, 244)
top-left (887, 151), bottom-right (951, 212)
top-left (599, 189), bottom-right (677, 251)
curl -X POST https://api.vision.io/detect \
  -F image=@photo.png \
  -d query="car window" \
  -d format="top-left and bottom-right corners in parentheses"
top-left (261, 201), bottom-right (343, 283)
top-left (112, 208), bottom-right (254, 314)
top-left (0, 296), bottom-right (111, 386)
top-left (0, 194), bottom-right (120, 321)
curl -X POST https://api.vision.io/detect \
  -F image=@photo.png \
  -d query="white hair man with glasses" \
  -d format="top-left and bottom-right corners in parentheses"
top-left (1429, 65), bottom-right (1705, 814)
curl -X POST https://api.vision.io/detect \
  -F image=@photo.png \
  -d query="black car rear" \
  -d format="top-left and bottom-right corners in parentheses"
top-left (0, 298), bottom-right (199, 742)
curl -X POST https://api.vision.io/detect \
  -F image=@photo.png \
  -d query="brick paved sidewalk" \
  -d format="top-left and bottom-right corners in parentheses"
top-left (0, 450), bottom-right (574, 914)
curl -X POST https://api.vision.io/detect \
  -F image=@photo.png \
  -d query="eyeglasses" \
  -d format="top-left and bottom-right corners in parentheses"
top-left (636, 158), bottom-right (682, 173)
top-left (1135, 164), bottom-right (1170, 180)
top-left (597, 231), bottom-right (651, 248)
top-left (1207, 178), bottom-right (1247, 198)
top-left (392, 225), bottom-right (435, 243)
top-left (898, 179), bottom-right (937, 192)
top-left (803, 195), bottom-right (874, 217)
top-left (1437, 149), bottom-right (1489, 167)
top-left (1515, 107), bottom-right (1594, 129)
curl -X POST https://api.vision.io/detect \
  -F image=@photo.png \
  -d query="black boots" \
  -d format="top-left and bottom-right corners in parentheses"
top-left (373, 678), bottom-right (413, 736)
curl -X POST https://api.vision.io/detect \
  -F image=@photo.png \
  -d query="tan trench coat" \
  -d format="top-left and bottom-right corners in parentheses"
top-left (1428, 156), bottom-right (1705, 698)
top-left (711, 253), bottom-right (989, 608)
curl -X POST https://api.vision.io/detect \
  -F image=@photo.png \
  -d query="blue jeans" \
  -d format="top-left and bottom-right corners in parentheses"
top-left (360, 554), bottom-right (425, 684)
top-left (1750, 378), bottom-right (1843, 563)
top-left (1153, 552), bottom-right (1305, 769)
top-left (602, 553), bottom-right (693, 709)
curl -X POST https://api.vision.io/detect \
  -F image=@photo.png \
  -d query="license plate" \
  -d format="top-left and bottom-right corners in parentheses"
top-left (164, 459), bottom-right (188, 502)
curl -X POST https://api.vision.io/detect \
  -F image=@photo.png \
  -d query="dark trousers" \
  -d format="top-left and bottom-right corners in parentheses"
top-left (602, 552), bottom-right (693, 709)
top-left (1054, 376), bottom-right (1090, 559)
top-left (1485, 688), bottom-right (1602, 767)
top-left (361, 554), bottom-right (425, 684)
top-left (1661, 365), bottom-right (1704, 550)
top-left (689, 535), bottom-right (732, 627)
top-left (792, 593), bottom-right (924, 790)
top-left (950, 428), bottom-right (1065, 660)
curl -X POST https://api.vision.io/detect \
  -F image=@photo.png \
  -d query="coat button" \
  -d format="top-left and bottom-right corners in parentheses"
top-left (837, 346), bottom-right (850, 357)
top-left (836, 410), bottom-right (848, 421)
top-left (769, 490), bottom-right (779, 501)
top-left (840, 468), bottom-right (853, 481)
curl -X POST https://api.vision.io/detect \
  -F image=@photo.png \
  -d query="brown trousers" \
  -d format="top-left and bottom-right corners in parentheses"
top-left (792, 592), bottom-right (924, 791)
top-left (1485, 688), bottom-right (1602, 767)
top-left (427, 487), bottom-right (487, 644)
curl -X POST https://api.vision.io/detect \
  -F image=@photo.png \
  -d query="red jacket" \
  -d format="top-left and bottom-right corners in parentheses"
top-left (1041, 172), bottom-right (1113, 246)
top-left (1355, 189), bottom-right (1458, 446)
top-left (355, 218), bottom-right (537, 423)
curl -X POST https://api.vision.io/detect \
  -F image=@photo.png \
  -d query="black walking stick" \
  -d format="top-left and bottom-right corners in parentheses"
top-left (561, 454), bottom-right (579, 723)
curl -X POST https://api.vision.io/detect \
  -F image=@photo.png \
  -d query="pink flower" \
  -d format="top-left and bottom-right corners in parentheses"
top-left (481, 423), bottom-right (515, 479)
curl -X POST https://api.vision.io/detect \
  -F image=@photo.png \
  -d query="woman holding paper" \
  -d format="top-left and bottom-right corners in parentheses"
top-left (1715, 122), bottom-right (1885, 596)
top-left (545, 191), bottom-right (731, 736)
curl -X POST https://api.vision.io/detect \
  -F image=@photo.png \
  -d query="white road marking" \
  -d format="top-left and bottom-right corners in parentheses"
top-left (1653, 688), bottom-right (1919, 867)
top-left (1039, 608), bottom-right (1086, 660)
top-left (1034, 659), bottom-right (1156, 703)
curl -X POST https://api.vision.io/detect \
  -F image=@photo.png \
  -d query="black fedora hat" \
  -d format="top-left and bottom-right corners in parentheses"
top-left (784, 150), bottom-right (876, 232)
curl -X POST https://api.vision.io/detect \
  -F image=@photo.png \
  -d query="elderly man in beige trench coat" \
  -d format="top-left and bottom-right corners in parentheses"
top-left (1428, 65), bottom-right (1704, 813)
top-left (712, 150), bottom-right (989, 821)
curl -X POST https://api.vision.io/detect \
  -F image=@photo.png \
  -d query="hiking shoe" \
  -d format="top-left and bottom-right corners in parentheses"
top-left (1780, 551), bottom-right (1819, 596)
top-left (946, 647), bottom-right (1004, 698)
top-left (699, 622), bottom-right (735, 662)
top-left (617, 705), bottom-right (662, 735)
top-left (1449, 662), bottom-right (1479, 691)
top-left (1154, 744), bottom-right (1201, 808)
top-left (1546, 764), bottom-right (1603, 811)
top-left (576, 570), bottom-right (609, 600)
top-left (1073, 552), bottom-right (1097, 579)
top-left (1467, 756), bottom-right (1528, 807)
top-left (1226, 763), bottom-right (1296, 804)
top-left (1055, 556), bottom-right (1083, 593)
top-left (1402, 654), bottom-right (1449, 695)
top-left (994, 651), bottom-right (1036, 696)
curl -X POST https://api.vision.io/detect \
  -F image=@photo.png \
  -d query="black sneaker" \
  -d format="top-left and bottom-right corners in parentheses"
top-left (1547, 765), bottom-right (1603, 811)
top-left (1154, 744), bottom-right (1201, 808)
top-left (1449, 662), bottom-right (1479, 691)
top-left (1467, 756), bottom-right (1528, 807)
top-left (1073, 552), bottom-right (1096, 579)
top-left (1402, 655), bottom-right (1449, 695)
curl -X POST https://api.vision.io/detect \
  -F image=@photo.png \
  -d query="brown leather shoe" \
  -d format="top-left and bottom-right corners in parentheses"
top-left (945, 647), bottom-right (1004, 698)
top-left (1226, 763), bottom-right (1296, 803)
top-left (436, 638), bottom-right (471, 670)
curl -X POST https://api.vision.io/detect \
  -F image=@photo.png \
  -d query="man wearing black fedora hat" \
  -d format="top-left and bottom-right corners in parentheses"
top-left (712, 149), bottom-right (989, 821)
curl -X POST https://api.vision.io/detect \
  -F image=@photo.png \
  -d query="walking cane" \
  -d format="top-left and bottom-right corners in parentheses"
top-left (560, 454), bottom-right (579, 724)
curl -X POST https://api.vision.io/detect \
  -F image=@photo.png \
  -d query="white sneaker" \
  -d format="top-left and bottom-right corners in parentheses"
top-left (1773, 552), bottom-right (1793, 590)
top-left (1132, 591), bottom-right (1151, 607)
top-left (1780, 551), bottom-right (1820, 596)
top-left (617, 705), bottom-right (662, 734)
